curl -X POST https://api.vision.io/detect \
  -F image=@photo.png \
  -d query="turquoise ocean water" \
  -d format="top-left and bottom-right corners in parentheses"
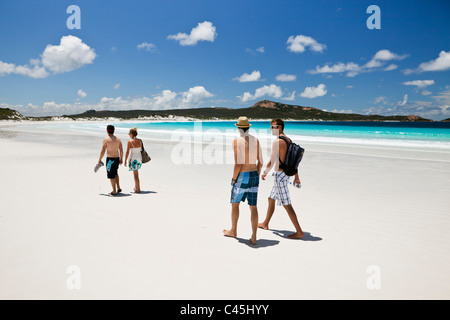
top-left (64, 121), bottom-right (450, 149)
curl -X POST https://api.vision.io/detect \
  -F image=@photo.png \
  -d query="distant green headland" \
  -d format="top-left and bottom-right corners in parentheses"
top-left (0, 100), bottom-right (438, 122)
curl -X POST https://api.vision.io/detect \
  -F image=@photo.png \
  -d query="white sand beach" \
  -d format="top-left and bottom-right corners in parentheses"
top-left (0, 121), bottom-right (449, 300)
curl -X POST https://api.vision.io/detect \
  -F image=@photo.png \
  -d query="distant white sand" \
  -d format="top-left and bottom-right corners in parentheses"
top-left (0, 121), bottom-right (449, 299)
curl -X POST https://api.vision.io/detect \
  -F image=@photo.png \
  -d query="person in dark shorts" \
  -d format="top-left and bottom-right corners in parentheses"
top-left (98, 125), bottom-right (123, 195)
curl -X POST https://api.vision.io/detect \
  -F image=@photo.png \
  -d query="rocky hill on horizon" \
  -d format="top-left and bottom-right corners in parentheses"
top-left (0, 101), bottom-right (436, 122)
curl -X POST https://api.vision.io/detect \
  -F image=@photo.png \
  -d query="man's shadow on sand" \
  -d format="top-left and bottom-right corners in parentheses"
top-left (99, 190), bottom-right (157, 197)
top-left (236, 237), bottom-right (280, 249)
top-left (270, 230), bottom-right (322, 241)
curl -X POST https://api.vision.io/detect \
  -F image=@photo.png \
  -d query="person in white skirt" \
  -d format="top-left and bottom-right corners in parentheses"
top-left (124, 127), bottom-right (142, 193)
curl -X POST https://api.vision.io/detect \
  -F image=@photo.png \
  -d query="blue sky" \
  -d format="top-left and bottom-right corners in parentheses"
top-left (0, 0), bottom-right (449, 119)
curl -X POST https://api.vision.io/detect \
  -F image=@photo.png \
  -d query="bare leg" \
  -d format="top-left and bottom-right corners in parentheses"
top-left (258, 197), bottom-right (276, 230)
top-left (249, 205), bottom-right (258, 245)
top-left (223, 203), bottom-right (239, 238)
top-left (283, 204), bottom-right (304, 239)
top-left (109, 178), bottom-right (117, 195)
top-left (133, 171), bottom-right (140, 193)
top-left (115, 175), bottom-right (121, 192)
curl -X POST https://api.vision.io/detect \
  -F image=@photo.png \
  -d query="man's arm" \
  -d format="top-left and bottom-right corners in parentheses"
top-left (118, 139), bottom-right (123, 165)
top-left (256, 139), bottom-right (263, 175)
top-left (124, 141), bottom-right (130, 167)
top-left (232, 139), bottom-right (243, 183)
top-left (294, 172), bottom-right (300, 185)
top-left (98, 140), bottom-right (106, 165)
top-left (261, 139), bottom-right (279, 180)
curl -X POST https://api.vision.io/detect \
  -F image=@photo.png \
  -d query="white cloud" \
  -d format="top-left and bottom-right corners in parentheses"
top-left (364, 50), bottom-right (407, 69)
top-left (365, 91), bottom-right (450, 120)
top-left (114, 83), bottom-right (121, 90)
top-left (246, 46), bottom-right (265, 55)
top-left (77, 89), bottom-right (87, 99)
top-left (404, 51), bottom-right (450, 74)
top-left (287, 35), bottom-right (326, 53)
top-left (137, 42), bottom-right (158, 52)
top-left (309, 62), bottom-right (361, 77)
top-left (300, 84), bottom-right (327, 99)
top-left (398, 94), bottom-right (408, 106)
top-left (233, 70), bottom-right (261, 82)
top-left (372, 49), bottom-right (408, 61)
top-left (309, 50), bottom-right (407, 77)
top-left (402, 80), bottom-right (435, 88)
top-left (153, 89), bottom-right (178, 109)
top-left (7, 86), bottom-right (214, 116)
top-left (167, 21), bottom-right (217, 46)
top-left (0, 60), bottom-right (49, 79)
top-left (276, 74), bottom-right (296, 82)
top-left (180, 86), bottom-right (214, 107)
top-left (0, 36), bottom-right (96, 79)
top-left (418, 50), bottom-right (450, 72)
top-left (239, 84), bottom-right (283, 102)
top-left (374, 96), bottom-right (388, 104)
top-left (283, 91), bottom-right (296, 101)
top-left (41, 35), bottom-right (96, 74)
top-left (384, 64), bottom-right (398, 71)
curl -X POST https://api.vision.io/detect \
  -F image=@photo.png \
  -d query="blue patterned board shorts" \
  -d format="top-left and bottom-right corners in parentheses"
top-left (106, 157), bottom-right (120, 179)
top-left (230, 171), bottom-right (259, 206)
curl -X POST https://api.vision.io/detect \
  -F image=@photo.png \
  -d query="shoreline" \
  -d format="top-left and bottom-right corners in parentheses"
top-left (2, 119), bottom-right (450, 153)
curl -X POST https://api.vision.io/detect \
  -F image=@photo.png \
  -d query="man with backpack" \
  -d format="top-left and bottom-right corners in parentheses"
top-left (259, 118), bottom-right (305, 239)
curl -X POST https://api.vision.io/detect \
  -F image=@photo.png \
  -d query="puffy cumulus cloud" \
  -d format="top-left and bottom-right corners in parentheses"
top-left (181, 86), bottom-right (214, 107)
top-left (287, 35), bottom-right (326, 53)
top-left (418, 51), bottom-right (450, 72)
top-left (0, 35), bottom-right (95, 79)
top-left (238, 84), bottom-right (283, 102)
top-left (372, 49), bottom-right (408, 61)
top-left (77, 89), bottom-right (87, 99)
top-left (8, 86), bottom-right (215, 116)
top-left (233, 70), bottom-right (261, 82)
top-left (41, 35), bottom-right (96, 74)
top-left (167, 21), bottom-right (217, 46)
top-left (300, 84), bottom-right (327, 99)
top-left (0, 60), bottom-right (49, 79)
top-left (275, 74), bottom-right (296, 82)
top-left (404, 51), bottom-right (450, 74)
top-left (309, 49), bottom-right (407, 77)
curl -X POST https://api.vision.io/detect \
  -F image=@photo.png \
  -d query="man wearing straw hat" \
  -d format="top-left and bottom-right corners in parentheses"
top-left (223, 116), bottom-right (263, 245)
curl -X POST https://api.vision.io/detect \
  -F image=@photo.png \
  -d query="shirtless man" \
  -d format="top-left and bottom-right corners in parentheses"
top-left (223, 116), bottom-right (263, 245)
top-left (258, 118), bottom-right (304, 239)
top-left (98, 125), bottom-right (123, 195)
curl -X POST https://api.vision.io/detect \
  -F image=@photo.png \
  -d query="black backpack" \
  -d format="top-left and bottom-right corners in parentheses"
top-left (278, 135), bottom-right (305, 176)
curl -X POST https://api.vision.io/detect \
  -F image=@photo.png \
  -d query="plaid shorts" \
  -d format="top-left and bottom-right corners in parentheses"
top-left (269, 171), bottom-right (291, 206)
top-left (230, 171), bottom-right (259, 206)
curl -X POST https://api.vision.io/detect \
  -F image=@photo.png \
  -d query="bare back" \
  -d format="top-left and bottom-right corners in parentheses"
top-left (104, 135), bottom-right (122, 158)
top-left (234, 134), bottom-right (262, 172)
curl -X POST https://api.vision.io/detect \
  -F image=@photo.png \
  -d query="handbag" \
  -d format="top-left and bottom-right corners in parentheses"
top-left (141, 140), bottom-right (151, 163)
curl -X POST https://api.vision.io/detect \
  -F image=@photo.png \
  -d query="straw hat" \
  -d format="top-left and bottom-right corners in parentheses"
top-left (235, 116), bottom-right (251, 128)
